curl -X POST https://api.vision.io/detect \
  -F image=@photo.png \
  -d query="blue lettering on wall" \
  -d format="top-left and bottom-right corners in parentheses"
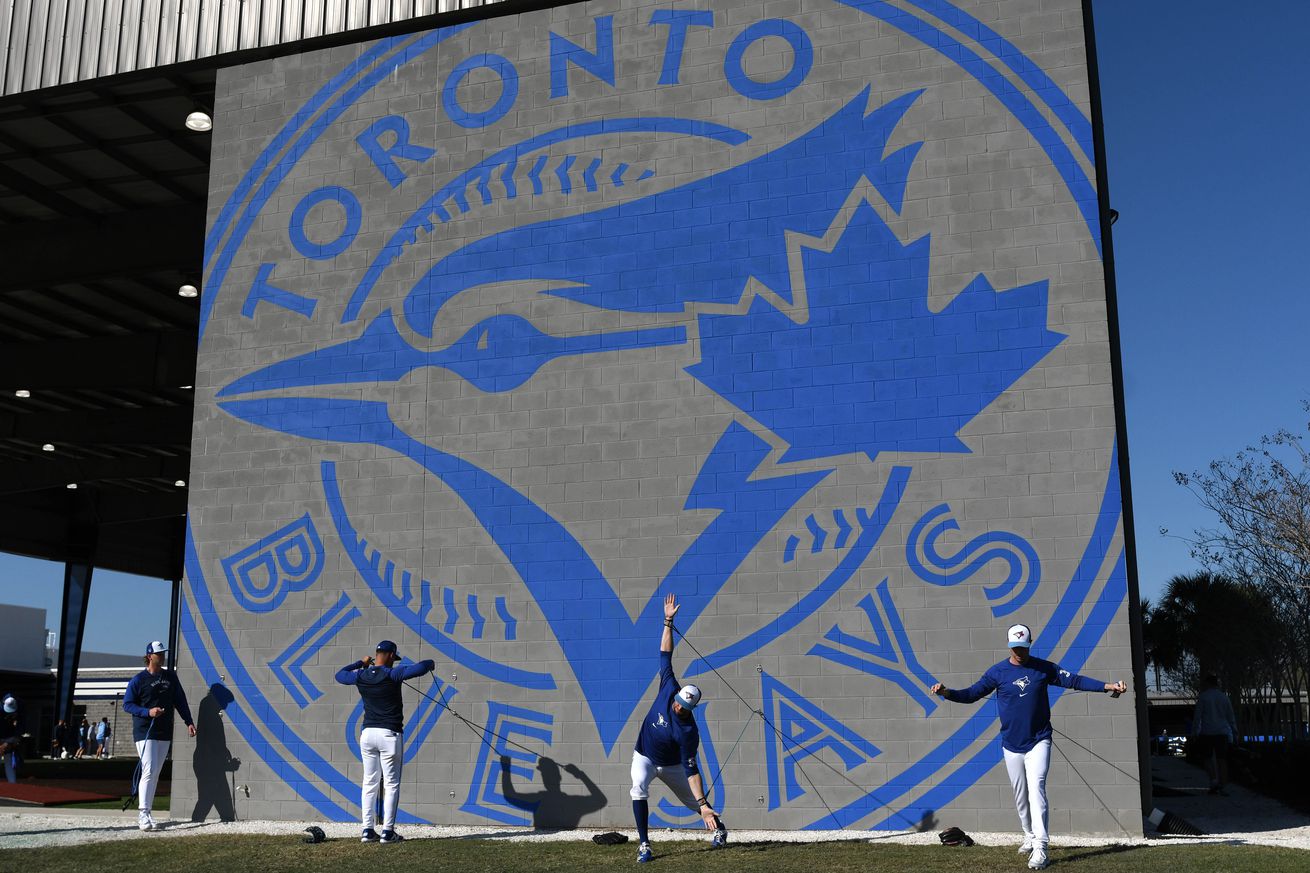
top-left (724, 19), bottom-right (814, 100)
top-left (807, 581), bottom-right (940, 716)
top-left (269, 592), bottom-right (361, 708)
top-left (550, 15), bottom-right (616, 98)
top-left (289, 186), bottom-right (362, 260)
top-left (355, 115), bottom-right (437, 188)
top-left (442, 53), bottom-right (521, 129)
top-left (760, 671), bottom-right (880, 810)
top-left (242, 263), bottom-right (318, 320)
top-left (461, 702), bottom-right (553, 825)
top-left (220, 514), bottom-right (325, 613)
top-left (906, 503), bottom-right (1042, 617)
top-left (649, 9), bottom-right (715, 85)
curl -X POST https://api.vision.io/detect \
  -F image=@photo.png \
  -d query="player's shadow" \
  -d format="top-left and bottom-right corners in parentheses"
top-left (499, 754), bottom-right (607, 829)
top-left (191, 683), bottom-right (241, 822)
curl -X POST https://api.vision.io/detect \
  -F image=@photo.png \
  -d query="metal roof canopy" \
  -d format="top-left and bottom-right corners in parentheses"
top-left (0, 0), bottom-right (567, 582)
top-left (0, 65), bottom-right (213, 580)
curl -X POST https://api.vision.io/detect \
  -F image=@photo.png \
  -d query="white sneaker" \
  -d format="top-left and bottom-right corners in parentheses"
top-left (1028, 847), bottom-right (1048, 870)
top-left (138, 811), bottom-right (156, 832)
top-left (1018, 840), bottom-right (1033, 854)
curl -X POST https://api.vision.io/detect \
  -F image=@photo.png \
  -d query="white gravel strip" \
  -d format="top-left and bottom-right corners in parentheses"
top-left (2, 809), bottom-right (1308, 852)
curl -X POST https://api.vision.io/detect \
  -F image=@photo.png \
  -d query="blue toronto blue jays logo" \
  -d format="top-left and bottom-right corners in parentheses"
top-left (183, 0), bottom-right (1128, 830)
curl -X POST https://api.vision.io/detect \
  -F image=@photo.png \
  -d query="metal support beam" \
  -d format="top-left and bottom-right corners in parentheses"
top-left (55, 560), bottom-right (95, 724)
top-left (168, 577), bottom-right (182, 673)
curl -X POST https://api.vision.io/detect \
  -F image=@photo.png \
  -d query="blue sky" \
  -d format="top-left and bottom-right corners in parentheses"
top-left (1093, 0), bottom-right (1310, 601)
top-left (2, 1), bottom-right (1307, 653)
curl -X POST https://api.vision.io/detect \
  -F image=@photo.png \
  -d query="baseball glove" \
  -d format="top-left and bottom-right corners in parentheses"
top-left (938, 826), bottom-right (975, 847)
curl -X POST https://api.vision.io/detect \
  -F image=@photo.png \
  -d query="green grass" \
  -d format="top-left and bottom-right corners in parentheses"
top-left (2, 836), bottom-right (1304, 873)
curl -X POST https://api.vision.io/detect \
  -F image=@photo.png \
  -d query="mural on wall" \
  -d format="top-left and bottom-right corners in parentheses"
top-left (184, 0), bottom-right (1131, 830)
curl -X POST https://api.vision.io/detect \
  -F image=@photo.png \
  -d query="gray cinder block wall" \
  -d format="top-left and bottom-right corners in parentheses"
top-left (173, 0), bottom-right (1141, 835)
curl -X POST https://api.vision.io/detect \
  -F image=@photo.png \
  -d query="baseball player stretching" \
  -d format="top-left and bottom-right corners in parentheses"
top-left (629, 594), bottom-right (727, 863)
top-left (931, 624), bottom-right (1126, 870)
top-left (335, 639), bottom-right (435, 844)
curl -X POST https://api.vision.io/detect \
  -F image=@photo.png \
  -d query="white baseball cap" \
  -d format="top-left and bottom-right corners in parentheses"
top-left (1006, 624), bottom-right (1033, 648)
top-left (145, 640), bottom-right (168, 655)
top-left (2, 695), bottom-right (16, 714)
top-left (675, 684), bottom-right (702, 711)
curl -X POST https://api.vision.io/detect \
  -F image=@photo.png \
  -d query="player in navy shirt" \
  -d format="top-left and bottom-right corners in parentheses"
top-left (122, 640), bottom-right (196, 831)
top-left (932, 623), bottom-right (1125, 870)
top-left (629, 594), bottom-right (727, 862)
top-left (335, 639), bottom-right (435, 844)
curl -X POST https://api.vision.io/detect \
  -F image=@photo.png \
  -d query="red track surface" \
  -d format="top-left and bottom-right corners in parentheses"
top-left (0, 781), bottom-right (119, 805)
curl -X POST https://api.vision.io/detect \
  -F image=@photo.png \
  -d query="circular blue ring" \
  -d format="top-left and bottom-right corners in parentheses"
top-left (196, 2), bottom-right (1118, 829)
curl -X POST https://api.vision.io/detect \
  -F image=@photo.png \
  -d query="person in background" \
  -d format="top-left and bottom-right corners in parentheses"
top-left (51, 719), bottom-right (70, 759)
top-left (1191, 674), bottom-right (1238, 795)
top-left (96, 717), bottom-right (111, 758)
top-left (2, 694), bottom-right (22, 782)
top-left (74, 716), bottom-right (90, 759)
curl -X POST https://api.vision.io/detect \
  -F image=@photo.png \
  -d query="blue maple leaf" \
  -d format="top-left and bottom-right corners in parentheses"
top-left (687, 201), bottom-right (1065, 464)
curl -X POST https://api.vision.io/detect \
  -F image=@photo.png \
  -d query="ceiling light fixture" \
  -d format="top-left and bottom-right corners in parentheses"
top-left (178, 284), bottom-right (199, 298)
top-left (185, 109), bottom-right (213, 132)
top-left (42, 444), bottom-right (55, 452)
top-left (174, 480), bottom-right (187, 487)
top-left (15, 389), bottom-right (31, 398)
top-left (66, 482), bottom-right (78, 489)
top-left (179, 385), bottom-right (193, 390)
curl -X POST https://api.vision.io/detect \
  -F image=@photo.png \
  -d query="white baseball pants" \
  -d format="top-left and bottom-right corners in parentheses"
top-left (1003, 738), bottom-right (1051, 849)
top-left (360, 727), bottom-right (403, 832)
top-left (135, 738), bottom-right (172, 813)
top-left (629, 751), bottom-right (698, 811)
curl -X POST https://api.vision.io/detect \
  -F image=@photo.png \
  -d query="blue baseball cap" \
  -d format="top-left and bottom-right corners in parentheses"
top-left (375, 640), bottom-right (400, 656)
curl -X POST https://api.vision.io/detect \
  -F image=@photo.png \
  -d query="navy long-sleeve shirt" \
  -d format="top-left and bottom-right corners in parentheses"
top-left (634, 650), bottom-right (701, 777)
top-left (123, 669), bottom-right (194, 742)
top-left (335, 659), bottom-right (435, 732)
top-left (943, 656), bottom-right (1106, 753)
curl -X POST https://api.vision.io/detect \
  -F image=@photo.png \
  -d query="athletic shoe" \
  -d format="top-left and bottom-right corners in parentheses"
top-left (1018, 840), bottom-right (1034, 854)
top-left (1028, 847), bottom-right (1049, 870)
top-left (380, 830), bottom-right (405, 844)
top-left (361, 828), bottom-right (380, 842)
top-left (712, 827), bottom-right (728, 848)
top-left (637, 842), bottom-right (653, 863)
top-left (138, 811), bottom-right (156, 832)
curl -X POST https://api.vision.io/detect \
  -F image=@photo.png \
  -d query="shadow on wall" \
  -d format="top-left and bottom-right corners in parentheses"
top-left (192, 683), bottom-right (241, 822)
top-left (500, 754), bottom-right (607, 829)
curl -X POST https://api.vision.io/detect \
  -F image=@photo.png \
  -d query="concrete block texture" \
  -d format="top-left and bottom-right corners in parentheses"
top-left (178, 0), bottom-right (1139, 837)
